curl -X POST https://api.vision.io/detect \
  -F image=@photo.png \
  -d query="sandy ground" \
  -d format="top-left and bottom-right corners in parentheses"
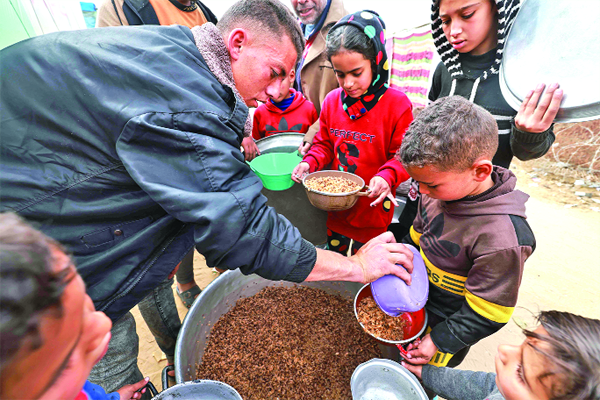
top-left (132, 162), bottom-right (600, 393)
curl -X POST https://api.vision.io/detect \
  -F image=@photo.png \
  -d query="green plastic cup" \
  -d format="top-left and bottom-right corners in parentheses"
top-left (249, 152), bottom-right (302, 191)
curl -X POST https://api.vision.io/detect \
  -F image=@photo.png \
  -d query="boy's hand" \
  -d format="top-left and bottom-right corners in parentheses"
top-left (116, 377), bottom-right (149, 400)
top-left (400, 362), bottom-right (423, 379)
top-left (368, 176), bottom-right (399, 208)
top-left (514, 82), bottom-right (563, 133)
top-left (298, 141), bottom-right (312, 156)
top-left (242, 137), bottom-right (260, 161)
top-left (405, 334), bottom-right (438, 364)
top-left (292, 162), bottom-right (310, 183)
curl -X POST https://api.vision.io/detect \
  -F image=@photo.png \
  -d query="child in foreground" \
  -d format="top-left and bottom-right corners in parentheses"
top-left (0, 212), bottom-right (148, 400)
top-left (292, 10), bottom-right (413, 255)
top-left (252, 68), bottom-right (318, 140)
top-left (400, 96), bottom-right (535, 375)
top-left (403, 310), bottom-right (600, 400)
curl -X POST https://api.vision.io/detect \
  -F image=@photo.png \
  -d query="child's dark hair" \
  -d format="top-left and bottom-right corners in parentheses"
top-left (0, 213), bottom-right (70, 372)
top-left (524, 311), bottom-right (600, 400)
top-left (326, 24), bottom-right (377, 77)
top-left (399, 96), bottom-right (498, 171)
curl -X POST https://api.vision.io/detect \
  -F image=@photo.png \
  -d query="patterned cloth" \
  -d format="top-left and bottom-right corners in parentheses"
top-left (387, 25), bottom-right (435, 107)
top-left (328, 10), bottom-right (389, 120)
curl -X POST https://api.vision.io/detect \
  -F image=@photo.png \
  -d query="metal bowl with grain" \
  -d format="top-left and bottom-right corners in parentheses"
top-left (302, 170), bottom-right (370, 211)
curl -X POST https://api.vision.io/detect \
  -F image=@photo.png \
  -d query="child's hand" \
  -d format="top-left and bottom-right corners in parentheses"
top-left (405, 334), bottom-right (438, 365)
top-left (292, 162), bottom-right (310, 183)
top-left (116, 377), bottom-right (149, 400)
top-left (400, 361), bottom-right (423, 379)
top-left (298, 141), bottom-right (312, 156)
top-left (242, 137), bottom-right (260, 161)
top-left (368, 176), bottom-right (400, 208)
top-left (514, 82), bottom-right (563, 133)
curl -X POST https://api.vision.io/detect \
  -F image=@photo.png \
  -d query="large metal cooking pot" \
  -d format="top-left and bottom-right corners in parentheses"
top-left (254, 133), bottom-right (328, 245)
top-left (500, 0), bottom-right (600, 122)
top-left (174, 269), bottom-right (400, 386)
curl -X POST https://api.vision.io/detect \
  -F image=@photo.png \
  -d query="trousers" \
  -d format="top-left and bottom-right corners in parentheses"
top-left (88, 277), bottom-right (181, 396)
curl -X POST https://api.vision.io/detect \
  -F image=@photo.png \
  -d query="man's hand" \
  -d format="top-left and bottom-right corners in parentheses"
top-left (514, 83), bottom-right (563, 133)
top-left (368, 176), bottom-right (399, 207)
top-left (241, 137), bottom-right (260, 161)
top-left (292, 161), bottom-right (310, 183)
top-left (116, 377), bottom-right (149, 400)
top-left (351, 232), bottom-right (414, 284)
top-left (404, 334), bottom-right (438, 365)
top-left (298, 141), bottom-right (311, 156)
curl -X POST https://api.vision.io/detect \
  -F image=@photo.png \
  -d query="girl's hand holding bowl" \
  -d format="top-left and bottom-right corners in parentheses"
top-left (292, 162), bottom-right (310, 183)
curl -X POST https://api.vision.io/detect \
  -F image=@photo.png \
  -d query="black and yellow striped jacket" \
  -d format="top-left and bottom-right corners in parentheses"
top-left (404, 167), bottom-right (535, 355)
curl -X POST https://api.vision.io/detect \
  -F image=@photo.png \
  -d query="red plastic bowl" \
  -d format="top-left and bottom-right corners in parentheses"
top-left (354, 283), bottom-right (427, 353)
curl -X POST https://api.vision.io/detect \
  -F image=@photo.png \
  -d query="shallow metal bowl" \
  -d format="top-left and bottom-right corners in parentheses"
top-left (500, 0), bottom-right (600, 123)
top-left (302, 170), bottom-right (369, 211)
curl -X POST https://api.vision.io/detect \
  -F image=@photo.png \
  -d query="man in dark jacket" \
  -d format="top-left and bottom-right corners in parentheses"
top-left (0, 0), bottom-right (414, 394)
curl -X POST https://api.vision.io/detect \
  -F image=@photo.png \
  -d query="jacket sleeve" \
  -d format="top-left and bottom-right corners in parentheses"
top-left (375, 101), bottom-right (413, 188)
top-left (302, 117), bottom-right (320, 144)
top-left (302, 100), bottom-right (335, 172)
top-left (95, 0), bottom-right (128, 27)
top-left (421, 365), bottom-right (499, 400)
top-left (430, 246), bottom-right (531, 354)
top-left (510, 120), bottom-right (556, 161)
top-left (428, 62), bottom-right (444, 102)
top-left (116, 111), bottom-right (316, 283)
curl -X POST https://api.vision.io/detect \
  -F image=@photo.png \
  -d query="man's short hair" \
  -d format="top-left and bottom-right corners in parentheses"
top-left (217, 0), bottom-right (305, 62)
top-left (399, 96), bottom-right (498, 171)
top-left (0, 213), bottom-right (69, 372)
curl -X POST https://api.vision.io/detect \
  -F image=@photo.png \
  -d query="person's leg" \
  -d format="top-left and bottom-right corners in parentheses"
top-left (137, 277), bottom-right (181, 369)
top-left (88, 312), bottom-right (150, 399)
top-left (175, 249), bottom-right (201, 307)
top-left (327, 230), bottom-right (352, 256)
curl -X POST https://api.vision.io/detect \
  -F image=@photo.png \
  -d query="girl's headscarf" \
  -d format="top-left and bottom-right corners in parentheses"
top-left (328, 10), bottom-right (389, 120)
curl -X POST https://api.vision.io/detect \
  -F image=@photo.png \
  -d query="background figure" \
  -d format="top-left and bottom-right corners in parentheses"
top-left (252, 68), bottom-right (318, 140)
top-left (290, 0), bottom-right (348, 155)
top-left (391, 0), bottom-right (563, 242)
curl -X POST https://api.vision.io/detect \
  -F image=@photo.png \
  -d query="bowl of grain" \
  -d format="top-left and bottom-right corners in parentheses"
top-left (302, 170), bottom-right (369, 211)
top-left (354, 283), bottom-right (427, 348)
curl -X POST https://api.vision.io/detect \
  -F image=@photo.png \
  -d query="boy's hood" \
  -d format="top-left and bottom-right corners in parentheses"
top-left (441, 167), bottom-right (529, 218)
top-left (265, 88), bottom-right (307, 113)
top-left (431, 0), bottom-right (521, 82)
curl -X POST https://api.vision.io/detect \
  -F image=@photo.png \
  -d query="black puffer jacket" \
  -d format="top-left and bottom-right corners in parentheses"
top-left (0, 25), bottom-right (316, 321)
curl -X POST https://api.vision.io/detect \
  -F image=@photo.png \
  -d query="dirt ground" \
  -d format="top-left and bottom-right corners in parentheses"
top-left (132, 158), bottom-right (600, 393)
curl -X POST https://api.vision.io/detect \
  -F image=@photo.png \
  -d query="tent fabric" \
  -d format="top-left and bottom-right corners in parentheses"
top-left (386, 25), bottom-right (436, 108)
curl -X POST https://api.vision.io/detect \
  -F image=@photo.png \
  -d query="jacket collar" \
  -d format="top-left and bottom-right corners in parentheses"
top-left (304, 0), bottom-right (347, 66)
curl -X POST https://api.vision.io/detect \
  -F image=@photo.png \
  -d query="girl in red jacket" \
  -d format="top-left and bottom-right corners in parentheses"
top-left (292, 10), bottom-right (413, 255)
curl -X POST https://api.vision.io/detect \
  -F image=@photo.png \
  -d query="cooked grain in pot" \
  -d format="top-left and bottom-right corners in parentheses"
top-left (196, 286), bottom-right (381, 400)
top-left (305, 176), bottom-right (361, 193)
top-left (357, 296), bottom-right (406, 341)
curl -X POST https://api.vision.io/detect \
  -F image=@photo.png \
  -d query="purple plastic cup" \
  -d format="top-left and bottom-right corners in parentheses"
top-left (370, 244), bottom-right (429, 316)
